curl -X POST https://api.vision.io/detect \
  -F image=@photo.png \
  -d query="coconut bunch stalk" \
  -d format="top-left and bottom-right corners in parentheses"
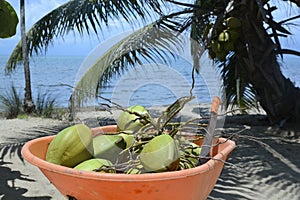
top-left (111, 95), bottom-right (216, 173)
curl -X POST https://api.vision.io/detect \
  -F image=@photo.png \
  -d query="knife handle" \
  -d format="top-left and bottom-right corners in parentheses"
top-left (211, 96), bottom-right (221, 114)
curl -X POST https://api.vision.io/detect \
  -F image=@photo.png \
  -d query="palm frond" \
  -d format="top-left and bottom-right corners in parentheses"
top-left (158, 0), bottom-right (228, 72)
top-left (286, 0), bottom-right (300, 7)
top-left (5, 0), bottom-right (167, 73)
top-left (217, 53), bottom-right (258, 112)
top-left (73, 22), bottom-right (184, 107)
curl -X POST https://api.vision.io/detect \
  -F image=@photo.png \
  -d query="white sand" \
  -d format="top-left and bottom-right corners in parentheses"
top-left (0, 106), bottom-right (299, 199)
top-left (0, 117), bottom-right (66, 199)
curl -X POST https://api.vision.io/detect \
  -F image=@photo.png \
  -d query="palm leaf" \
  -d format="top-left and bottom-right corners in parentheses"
top-left (5, 0), bottom-right (167, 73)
top-left (157, 95), bottom-right (195, 132)
top-left (73, 22), bottom-right (184, 107)
top-left (218, 53), bottom-right (258, 112)
top-left (188, 0), bottom-right (228, 72)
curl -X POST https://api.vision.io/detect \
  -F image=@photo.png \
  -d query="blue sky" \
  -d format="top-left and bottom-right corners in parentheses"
top-left (1, 0), bottom-right (299, 56)
top-left (1, 0), bottom-right (133, 56)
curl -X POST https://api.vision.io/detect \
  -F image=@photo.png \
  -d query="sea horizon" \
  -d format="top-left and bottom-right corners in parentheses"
top-left (1, 54), bottom-right (299, 110)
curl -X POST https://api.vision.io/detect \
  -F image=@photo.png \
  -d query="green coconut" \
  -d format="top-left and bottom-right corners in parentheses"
top-left (119, 133), bottom-right (135, 148)
top-left (93, 135), bottom-right (126, 162)
top-left (74, 158), bottom-right (115, 173)
top-left (218, 31), bottom-right (230, 42)
top-left (46, 124), bottom-right (93, 167)
top-left (140, 134), bottom-right (180, 172)
top-left (226, 17), bottom-right (242, 29)
top-left (227, 29), bottom-right (240, 41)
top-left (211, 40), bottom-right (221, 53)
top-left (223, 40), bottom-right (235, 52)
top-left (117, 105), bottom-right (150, 132)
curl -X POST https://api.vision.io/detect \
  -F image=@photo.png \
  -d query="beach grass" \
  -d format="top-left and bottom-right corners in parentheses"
top-left (0, 86), bottom-right (71, 120)
top-left (0, 85), bottom-right (23, 119)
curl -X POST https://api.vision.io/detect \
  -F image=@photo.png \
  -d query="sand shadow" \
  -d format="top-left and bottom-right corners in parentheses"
top-left (0, 161), bottom-right (52, 200)
top-left (0, 123), bottom-right (72, 199)
top-left (1, 114), bottom-right (299, 199)
top-left (208, 118), bottom-right (300, 200)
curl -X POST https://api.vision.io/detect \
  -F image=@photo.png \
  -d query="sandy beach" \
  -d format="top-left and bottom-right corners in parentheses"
top-left (0, 104), bottom-right (299, 199)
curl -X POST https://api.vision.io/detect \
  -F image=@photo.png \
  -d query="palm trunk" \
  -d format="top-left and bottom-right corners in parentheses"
top-left (237, 1), bottom-right (300, 125)
top-left (20, 0), bottom-right (35, 113)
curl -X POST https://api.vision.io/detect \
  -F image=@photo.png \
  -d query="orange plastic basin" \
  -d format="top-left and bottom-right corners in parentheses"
top-left (21, 125), bottom-right (235, 200)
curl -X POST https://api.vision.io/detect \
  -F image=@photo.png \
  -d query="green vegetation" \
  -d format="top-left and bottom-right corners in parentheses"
top-left (17, 113), bottom-right (29, 119)
top-left (35, 90), bottom-right (56, 118)
top-left (4, 0), bottom-right (300, 125)
top-left (0, 85), bottom-right (61, 119)
top-left (0, 85), bottom-right (23, 119)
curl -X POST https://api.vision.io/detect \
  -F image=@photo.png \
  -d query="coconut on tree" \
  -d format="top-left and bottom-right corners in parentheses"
top-left (4, 0), bottom-right (300, 126)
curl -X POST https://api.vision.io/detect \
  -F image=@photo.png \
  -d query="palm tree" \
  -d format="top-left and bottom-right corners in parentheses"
top-left (5, 0), bottom-right (300, 125)
top-left (20, 0), bottom-right (35, 113)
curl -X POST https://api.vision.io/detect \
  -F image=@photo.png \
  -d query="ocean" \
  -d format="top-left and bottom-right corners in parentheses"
top-left (0, 54), bottom-right (299, 110)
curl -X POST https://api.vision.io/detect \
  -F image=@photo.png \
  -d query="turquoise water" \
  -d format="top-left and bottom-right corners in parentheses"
top-left (0, 55), bottom-right (215, 108)
top-left (0, 55), bottom-right (299, 109)
top-left (0, 55), bottom-right (85, 108)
